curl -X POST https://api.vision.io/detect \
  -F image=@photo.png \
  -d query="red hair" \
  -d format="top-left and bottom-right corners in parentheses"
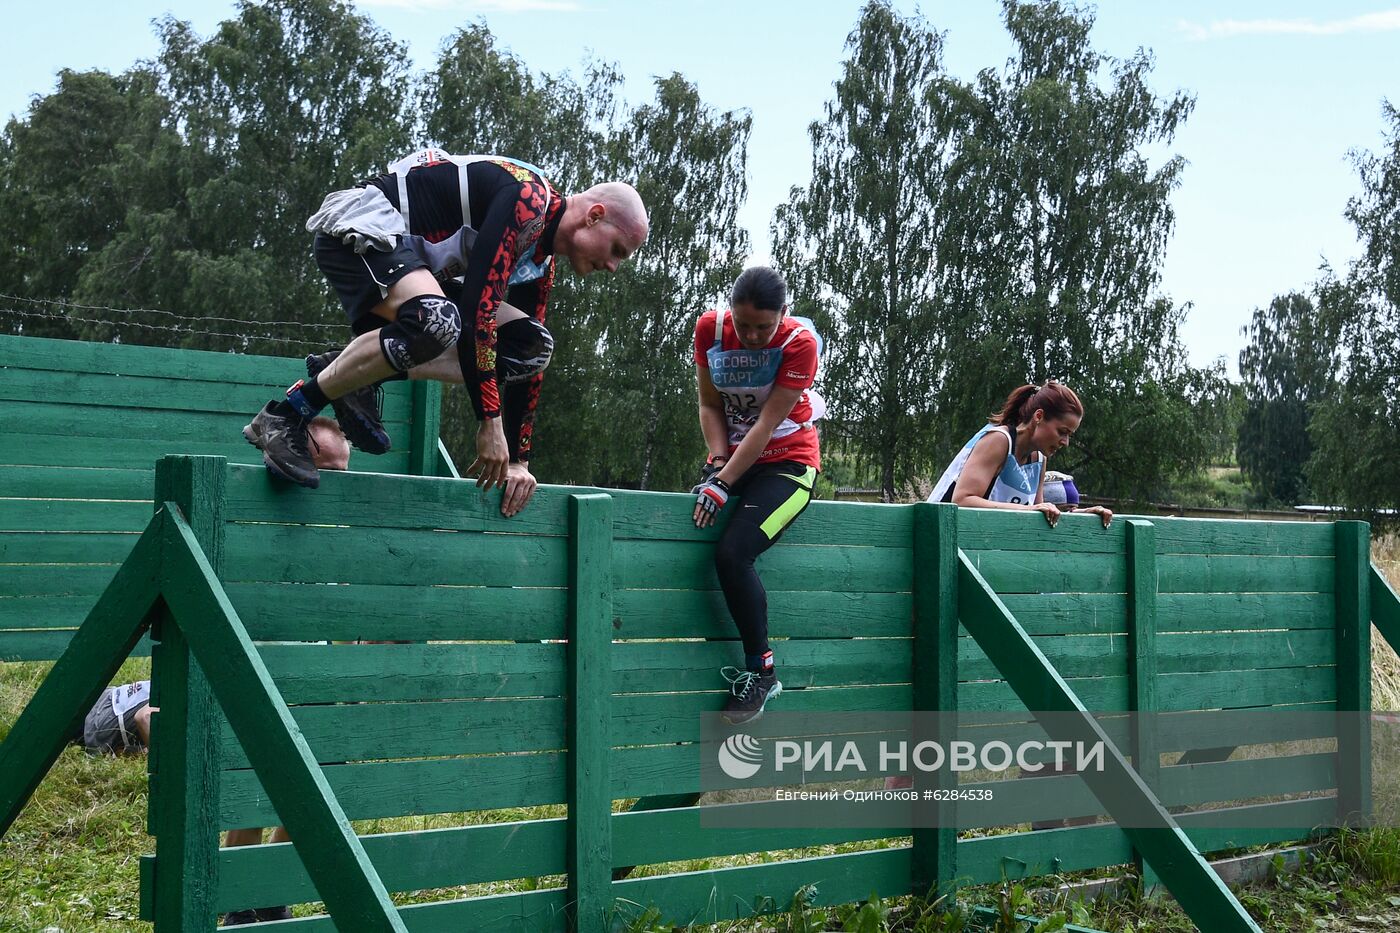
top-left (990, 381), bottom-right (1083, 427)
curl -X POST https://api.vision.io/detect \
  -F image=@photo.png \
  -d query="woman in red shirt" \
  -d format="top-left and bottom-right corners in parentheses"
top-left (692, 267), bottom-right (824, 724)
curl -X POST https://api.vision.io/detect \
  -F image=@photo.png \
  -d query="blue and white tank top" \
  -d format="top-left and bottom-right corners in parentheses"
top-left (928, 425), bottom-right (1044, 505)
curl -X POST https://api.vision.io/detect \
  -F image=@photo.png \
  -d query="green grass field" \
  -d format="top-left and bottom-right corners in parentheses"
top-left (4, 543), bottom-right (1400, 931)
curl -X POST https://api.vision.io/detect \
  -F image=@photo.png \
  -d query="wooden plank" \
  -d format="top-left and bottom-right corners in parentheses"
top-left (0, 499), bottom-right (152, 532)
top-left (613, 639), bottom-right (908, 691)
top-left (0, 594), bottom-right (108, 629)
top-left (161, 501), bottom-right (407, 932)
top-left (1374, 565), bottom-right (1400, 656)
top-left (0, 367), bottom-right (412, 421)
top-left (567, 494), bottom-right (612, 933)
top-left (0, 532), bottom-right (137, 564)
top-left (998, 593), bottom-right (1128, 635)
top-left (221, 523), bottom-right (568, 587)
top-left (0, 514), bottom-right (162, 836)
top-left (957, 551), bottom-right (1263, 933)
top-left (0, 564), bottom-right (117, 598)
top-left (614, 538), bottom-right (911, 593)
top-left (1157, 555), bottom-right (1335, 594)
top-left (1157, 667), bottom-right (1337, 712)
top-left (222, 464), bottom-right (571, 535)
top-left (0, 464), bottom-right (154, 499)
top-left (608, 490), bottom-right (914, 547)
top-left (957, 508), bottom-right (1127, 554)
top-left (0, 433), bottom-right (413, 474)
top-left (149, 456), bottom-right (225, 931)
top-left (960, 549), bottom-right (1127, 594)
top-left (435, 438), bottom-right (461, 479)
top-left (612, 847), bottom-right (909, 925)
top-left (1151, 518), bottom-right (1335, 557)
top-left (959, 676), bottom-right (1127, 713)
top-left (0, 629), bottom-right (152, 661)
top-left (1127, 520), bottom-right (1159, 889)
top-left (911, 501), bottom-right (957, 898)
top-left (6, 400), bottom-right (319, 443)
top-left (1335, 521), bottom-right (1372, 827)
top-left (1157, 592), bottom-right (1336, 633)
top-left (225, 582), bottom-right (569, 643)
top-left (613, 588), bottom-right (911, 639)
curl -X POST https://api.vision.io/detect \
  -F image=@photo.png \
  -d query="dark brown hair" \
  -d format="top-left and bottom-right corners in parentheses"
top-left (990, 381), bottom-right (1083, 427)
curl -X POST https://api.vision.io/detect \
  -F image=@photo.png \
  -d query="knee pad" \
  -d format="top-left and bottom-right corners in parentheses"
top-left (497, 317), bottom-right (555, 384)
top-left (378, 295), bottom-right (461, 372)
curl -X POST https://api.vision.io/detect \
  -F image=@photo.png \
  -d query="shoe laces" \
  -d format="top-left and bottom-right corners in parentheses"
top-left (722, 666), bottom-right (758, 700)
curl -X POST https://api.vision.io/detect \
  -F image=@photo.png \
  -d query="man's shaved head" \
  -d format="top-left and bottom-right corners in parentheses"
top-left (579, 182), bottom-right (649, 242)
top-left (556, 181), bottom-right (649, 276)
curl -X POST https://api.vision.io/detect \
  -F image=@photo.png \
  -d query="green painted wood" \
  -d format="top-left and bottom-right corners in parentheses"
top-left (0, 433), bottom-right (414, 473)
top-left (0, 629), bottom-right (152, 661)
top-left (222, 463), bottom-right (571, 533)
top-left (1157, 555), bottom-right (1334, 594)
top-left (613, 538), bottom-right (912, 593)
top-left (7, 400), bottom-right (318, 444)
top-left (614, 639), bottom-right (906, 691)
top-left (0, 514), bottom-right (162, 837)
top-left (1373, 565), bottom-right (1400, 655)
top-left (960, 550), bottom-right (1127, 594)
top-left (407, 381), bottom-right (441, 476)
top-left (0, 367), bottom-right (412, 421)
top-left (957, 551), bottom-right (1263, 933)
top-left (911, 501), bottom-right (957, 898)
top-left (1157, 592), bottom-right (1336, 633)
top-left (613, 588), bottom-right (911, 639)
top-left (224, 581), bottom-right (568, 642)
top-left (612, 847), bottom-right (909, 924)
top-left (608, 492), bottom-right (914, 547)
top-left (955, 796), bottom-right (1335, 886)
top-left (221, 522), bottom-right (568, 586)
top-left (160, 502), bottom-right (407, 932)
top-left (0, 532), bottom-right (137, 564)
top-left (1127, 520), bottom-right (1160, 890)
top-left (0, 464), bottom-right (154, 499)
top-left (0, 499), bottom-right (152, 532)
top-left (1151, 518), bottom-right (1335, 557)
top-left (567, 494), bottom-right (613, 933)
top-left (957, 509), bottom-right (1127, 554)
top-left (149, 457), bottom-right (226, 932)
top-left (1158, 667), bottom-right (1337, 711)
top-left (997, 593), bottom-right (1127, 635)
top-left (1335, 521), bottom-right (1372, 828)
top-left (0, 595), bottom-right (101, 630)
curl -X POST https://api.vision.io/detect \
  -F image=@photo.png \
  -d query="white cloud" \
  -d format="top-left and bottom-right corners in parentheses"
top-left (1178, 9), bottom-right (1400, 40)
top-left (359, 0), bottom-right (583, 12)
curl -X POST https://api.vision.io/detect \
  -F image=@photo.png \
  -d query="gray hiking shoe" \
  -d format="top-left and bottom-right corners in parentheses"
top-left (243, 402), bottom-right (319, 488)
top-left (306, 350), bottom-right (391, 455)
top-left (721, 666), bottom-right (783, 725)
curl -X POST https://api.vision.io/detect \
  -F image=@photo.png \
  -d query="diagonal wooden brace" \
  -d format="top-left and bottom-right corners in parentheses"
top-left (958, 551), bottom-right (1262, 933)
top-left (160, 507), bottom-right (407, 933)
top-left (0, 511), bottom-right (166, 837)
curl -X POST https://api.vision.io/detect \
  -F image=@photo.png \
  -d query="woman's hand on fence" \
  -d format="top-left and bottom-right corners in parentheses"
top-left (1031, 501), bottom-right (1062, 527)
top-left (1080, 505), bottom-right (1114, 527)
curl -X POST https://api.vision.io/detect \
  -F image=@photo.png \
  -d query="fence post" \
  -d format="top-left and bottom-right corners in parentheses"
top-left (407, 380), bottom-right (442, 477)
top-left (911, 501), bottom-right (958, 901)
top-left (1335, 521), bottom-right (1372, 827)
top-left (149, 456), bottom-right (226, 931)
top-left (1127, 519), bottom-right (1160, 892)
top-left (568, 494), bottom-right (614, 932)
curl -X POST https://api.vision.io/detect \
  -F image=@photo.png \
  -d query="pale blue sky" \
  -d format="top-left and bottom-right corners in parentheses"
top-left (3, 1), bottom-right (1397, 374)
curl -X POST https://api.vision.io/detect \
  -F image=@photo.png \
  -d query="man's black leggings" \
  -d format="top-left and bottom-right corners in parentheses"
top-left (714, 461), bottom-right (818, 661)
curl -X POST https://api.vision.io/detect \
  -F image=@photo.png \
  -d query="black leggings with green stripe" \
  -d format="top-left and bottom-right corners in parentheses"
top-left (715, 461), bottom-right (816, 661)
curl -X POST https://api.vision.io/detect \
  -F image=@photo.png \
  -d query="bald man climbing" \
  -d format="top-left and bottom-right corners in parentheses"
top-left (244, 148), bottom-right (648, 511)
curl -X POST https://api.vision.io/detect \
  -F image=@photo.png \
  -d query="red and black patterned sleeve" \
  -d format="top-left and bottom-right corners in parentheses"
top-left (455, 177), bottom-right (551, 420)
top-left (505, 258), bottom-right (555, 462)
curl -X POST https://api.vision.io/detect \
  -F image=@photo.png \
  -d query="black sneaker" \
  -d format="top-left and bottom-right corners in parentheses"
top-left (255, 906), bottom-right (293, 921)
top-left (221, 909), bottom-right (259, 926)
top-left (721, 666), bottom-right (783, 725)
top-left (306, 350), bottom-right (391, 454)
top-left (243, 402), bottom-right (320, 488)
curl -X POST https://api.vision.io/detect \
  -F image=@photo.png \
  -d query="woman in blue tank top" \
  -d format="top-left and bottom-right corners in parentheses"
top-left (928, 382), bottom-right (1112, 527)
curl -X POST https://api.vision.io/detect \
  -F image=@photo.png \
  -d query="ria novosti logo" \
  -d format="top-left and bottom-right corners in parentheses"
top-left (717, 733), bottom-right (763, 779)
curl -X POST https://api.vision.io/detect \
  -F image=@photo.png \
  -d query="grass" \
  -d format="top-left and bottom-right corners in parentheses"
top-left (3, 538), bottom-right (1400, 930)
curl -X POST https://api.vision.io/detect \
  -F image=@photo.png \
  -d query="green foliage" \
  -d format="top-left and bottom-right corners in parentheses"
top-left (1237, 291), bottom-right (1337, 505)
top-left (1307, 102), bottom-right (1400, 516)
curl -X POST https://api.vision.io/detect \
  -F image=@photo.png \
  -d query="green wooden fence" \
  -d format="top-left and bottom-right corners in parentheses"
top-left (1, 452), bottom-right (1394, 931)
top-left (0, 333), bottom-right (453, 661)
